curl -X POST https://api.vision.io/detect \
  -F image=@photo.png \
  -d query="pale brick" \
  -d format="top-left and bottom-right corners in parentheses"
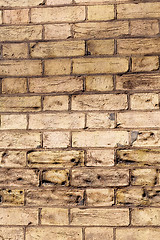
top-left (41, 208), bottom-right (68, 225)
top-left (0, 151), bottom-right (26, 167)
top-left (30, 41), bottom-right (85, 58)
top-left (0, 11), bottom-right (2, 24)
top-left (29, 76), bottom-right (83, 93)
top-left (131, 169), bottom-right (157, 186)
top-left (43, 132), bottom-right (70, 148)
top-left (116, 228), bottom-right (160, 240)
top-left (131, 20), bottom-right (159, 36)
top-left (27, 150), bottom-right (84, 168)
top-left (31, 6), bottom-right (85, 23)
top-left (2, 78), bottom-right (27, 94)
top-left (3, 9), bottom-right (29, 24)
top-left (70, 208), bottom-right (129, 226)
top-left (3, 43), bottom-right (28, 59)
top-left (42, 169), bottom-right (69, 186)
top-left (26, 227), bottom-right (82, 240)
top-left (88, 5), bottom-right (114, 21)
top-left (0, 96), bottom-right (41, 112)
top-left (0, 132), bottom-right (41, 149)
top-left (132, 208), bottom-right (160, 226)
top-left (75, 0), bottom-right (132, 3)
top-left (72, 131), bottom-right (129, 147)
top-left (0, 60), bottom-right (42, 76)
top-left (73, 57), bottom-right (129, 74)
top-left (0, 227), bottom-right (24, 240)
top-left (45, 24), bottom-right (71, 40)
top-left (43, 96), bottom-right (68, 111)
top-left (0, 0), bottom-right (44, 7)
top-left (0, 189), bottom-right (24, 206)
top-left (87, 39), bottom-right (114, 55)
top-left (87, 149), bottom-right (114, 166)
top-left (86, 189), bottom-right (114, 206)
top-left (0, 25), bottom-right (42, 41)
top-left (47, 0), bottom-right (72, 5)
top-left (87, 113), bottom-right (115, 128)
top-left (71, 168), bottom-right (129, 187)
top-left (86, 75), bottom-right (114, 91)
top-left (130, 93), bottom-right (159, 110)
top-left (1, 114), bottom-right (27, 129)
top-left (132, 131), bottom-right (160, 147)
top-left (132, 56), bottom-right (159, 72)
top-left (73, 21), bottom-right (129, 39)
top-left (44, 59), bottom-right (71, 75)
top-left (85, 228), bottom-right (113, 240)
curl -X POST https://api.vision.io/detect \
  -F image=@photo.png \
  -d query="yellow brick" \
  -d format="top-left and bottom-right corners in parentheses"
top-left (132, 56), bottom-right (159, 72)
top-left (131, 20), bottom-right (159, 36)
top-left (0, 0), bottom-right (44, 7)
top-left (0, 228), bottom-right (24, 239)
top-left (116, 228), bottom-right (160, 240)
top-left (132, 131), bottom-right (160, 147)
top-left (1, 115), bottom-right (27, 129)
top-left (88, 5), bottom-right (114, 21)
top-left (132, 208), bottom-right (160, 226)
top-left (85, 228), bottom-right (113, 240)
top-left (44, 59), bottom-right (71, 75)
top-left (87, 39), bottom-right (114, 55)
top-left (3, 9), bottom-right (29, 24)
top-left (42, 169), bottom-right (69, 186)
top-left (43, 132), bottom-right (70, 148)
top-left (43, 96), bottom-right (68, 111)
top-left (75, 0), bottom-right (132, 3)
top-left (86, 189), bottom-right (114, 206)
top-left (130, 93), bottom-right (159, 110)
top-left (0, 189), bottom-right (24, 206)
top-left (2, 78), bottom-right (27, 94)
top-left (47, 0), bottom-right (72, 5)
top-left (131, 169), bottom-right (157, 186)
top-left (0, 151), bottom-right (26, 167)
top-left (41, 208), bottom-right (68, 225)
top-left (87, 149), bottom-right (114, 166)
top-left (31, 6), bottom-right (85, 23)
top-left (87, 113), bottom-right (115, 128)
top-left (44, 24), bottom-right (71, 40)
top-left (3, 43), bottom-right (28, 59)
top-left (86, 75), bottom-right (113, 91)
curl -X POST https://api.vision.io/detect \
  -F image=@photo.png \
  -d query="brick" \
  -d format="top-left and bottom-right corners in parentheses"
top-left (0, 132), bottom-right (41, 149)
top-left (86, 75), bottom-right (114, 91)
top-left (132, 131), bottom-right (160, 147)
top-left (26, 227), bottom-right (82, 240)
top-left (0, 96), bottom-right (41, 112)
top-left (70, 208), bottom-right (129, 226)
top-left (43, 132), bottom-right (70, 148)
top-left (0, 25), bottom-right (42, 41)
top-left (2, 78), bottom-right (27, 94)
top-left (0, 208), bottom-right (38, 225)
top-left (29, 76), bottom-right (83, 93)
top-left (75, 0), bottom-right (131, 3)
top-left (0, 11), bottom-right (2, 24)
top-left (0, 151), bottom-right (26, 167)
top-left (85, 228), bottom-right (113, 240)
top-left (1, 114), bottom-right (27, 129)
top-left (132, 56), bottom-right (159, 72)
top-left (26, 189), bottom-right (84, 206)
top-left (27, 150), bottom-right (84, 168)
top-left (44, 59), bottom-right (71, 75)
top-left (88, 5), bottom-right (114, 21)
top-left (132, 208), bottom-right (160, 226)
top-left (130, 93), bottom-right (159, 110)
top-left (117, 3), bottom-right (160, 19)
top-left (72, 131), bottom-right (129, 147)
top-left (116, 228), bottom-right (160, 240)
top-left (0, 169), bottom-right (39, 187)
top-left (44, 24), bottom-right (71, 40)
top-left (42, 169), bottom-right (69, 186)
top-left (130, 20), bottom-right (159, 36)
top-left (87, 39), bottom-right (114, 55)
top-left (117, 112), bottom-right (160, 128)
top-left (71, 168), bottom-right (129, 187)
top-left (86, 189), bottom-right (114, 206)
top-left (43, 96), bottom-right (68, 111)
top-left (87, 113), bottom-right (115, 128)
top-left (131, 169), bottom-right (157, 186)
top-left (0, 0), bottom-right (44, 7)
top-left (31, 6), bottom-right (85, 23)
top-left (41, 208), bottom-right (68, 225)
top-left (73, 21), bottom-right (129, 39)
top-left (72, 94), bottom-right (128, 110)
top-left (3, 9), bottom-right (29, 24)
top-left (117, 38), bottom-right (160, 55)
top-left (0, 189), bottom-right (24, 206)
top-left (30, 41), bottom-right (85, 58)
top-left (3, 43), bottom-right (28, 59)
top-left (47, 0), bottom-right (72, 5)
top-left (116, 73), bottom-right (160, 91)
top-left (0, 227), bottom-right (24, 240)
top-left (0, 60), bottom-right (42, 76)
top-left (86, 149), bottom-right (114, 166)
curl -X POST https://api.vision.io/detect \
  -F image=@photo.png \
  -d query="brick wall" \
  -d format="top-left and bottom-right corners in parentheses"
top-left (0, 0), bottom-right (160, 239)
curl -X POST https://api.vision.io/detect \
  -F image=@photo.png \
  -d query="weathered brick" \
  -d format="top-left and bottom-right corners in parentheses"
top-left (87, 113), bottom-right (115, 128)
top-left (0, 189), bottom-right (24, 206)
top-left (70, 208), bottom-right (129, 226)
top-left (42, 169), bottom-right (69, 186)
top-left (132, 56), bottom-right (159, 72)
top-left (3, 43), bottom-right (28, 59)
top-left (27, 150), bottom-right (84, 168)
top-left (0, 151), bottom-right (26, 167)
top-left (43, 132), bottom-right (70, 148)
top-left (72, 94), bottom-right (127, 110)
top-left (0, 11), bottom-right (2, 24)
top-left (132, 131), bottom-right (160, 147)
top-left (75, 0), bottom-right (132, 3)
top-left (86, 189), bottom-right (114, 206)
top-left (130, 93), bottom-right (159, 110)
top-left (0, 0), bottom-right (44, 7)
top-left (44, 59), bottom-right (71, 75)
top-left (0, 60), bottom-right (42, 76)
top-left (44, 24), bottom-right (71, 40)
top-left (3, 9), bottom-right (29, 24)
top-left (85, 228), bottom-right (113, 240)
top-left (30, 41), bottom-right (85, 58)
top-left (73, 57), bottom-right (129, 74)
top-left (86, 75), bottom-right (114, 91)
top-left (2, 78), bottom-right (27, 94)
top-left (88, 5), bottom-right (114, 21)
top-left (47, 0), bottom-right (72, 5)
top-left (31, 6), bottom-right (85, 23)
top-left (1, 114), bottom-right (27, 129)
top-left (130, 20), bottom-right (159, 36)
top-left (116, 228), bottom-right (160, 240)
top-left (132, 208), bottom-right (160, 226)
top-left (41, 208), bottom-right (68, 225)
top-left (71, 168), bottom-right (129, 187)
top-left (87, 39), bottom-right (114, 55)
top-left (131, 169), bottom-right (157, 186)
top-left (86, 149), bottom-right (114, 166)
top-left (0, 227), bottom-right (24, 240)
top-left (0, 96), bottom-right (41, 112)
top-left (43, 96), bottom-right (68, 111)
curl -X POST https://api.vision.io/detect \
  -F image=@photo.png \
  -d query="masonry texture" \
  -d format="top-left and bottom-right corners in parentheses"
top-left (0, 0), bottom-right (160, 239)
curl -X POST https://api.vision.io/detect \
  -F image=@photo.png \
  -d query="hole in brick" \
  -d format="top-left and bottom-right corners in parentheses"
top-left (17, 177), bottom-right (23, 181)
